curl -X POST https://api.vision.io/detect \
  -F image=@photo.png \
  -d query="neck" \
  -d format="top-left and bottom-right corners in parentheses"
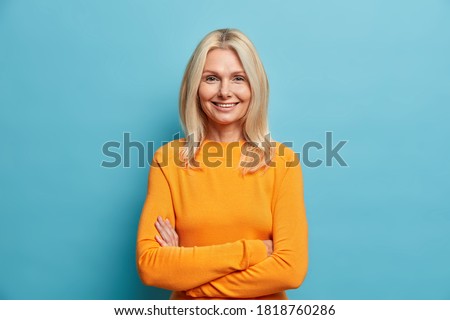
top-left (205, 123), bottom-right (244, 142)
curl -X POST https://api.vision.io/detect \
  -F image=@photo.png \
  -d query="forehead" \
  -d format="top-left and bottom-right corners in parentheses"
top-left (203, 48), bottom-right (244, 72)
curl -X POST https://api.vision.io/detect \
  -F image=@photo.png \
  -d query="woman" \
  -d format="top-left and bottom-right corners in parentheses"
top-left (136, 28), bottom-right (308, 299)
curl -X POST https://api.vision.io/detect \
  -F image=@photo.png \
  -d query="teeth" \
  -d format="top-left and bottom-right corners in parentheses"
top-left (216, 103), bottom-right (237, 108)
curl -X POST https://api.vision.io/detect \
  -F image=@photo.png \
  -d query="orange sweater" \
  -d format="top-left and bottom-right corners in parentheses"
top-left (136, 139), bottom-right (308, 299)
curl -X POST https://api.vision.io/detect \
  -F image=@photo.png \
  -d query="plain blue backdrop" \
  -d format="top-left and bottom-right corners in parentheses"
top-left (1, 0), bottom-right (449, 299)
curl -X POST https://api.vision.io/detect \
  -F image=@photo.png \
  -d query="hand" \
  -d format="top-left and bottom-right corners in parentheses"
top-left (155, 216), bottom-right (179, 247)
top-left (262, 240), bottom-right (273, 256)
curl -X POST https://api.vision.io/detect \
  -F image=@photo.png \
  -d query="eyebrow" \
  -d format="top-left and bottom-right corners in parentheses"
top-left (202, 69), bottom-right (247, 75)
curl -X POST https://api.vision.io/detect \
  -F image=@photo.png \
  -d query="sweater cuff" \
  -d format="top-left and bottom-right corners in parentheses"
top-left (243, 239), bottom-right (268, 268)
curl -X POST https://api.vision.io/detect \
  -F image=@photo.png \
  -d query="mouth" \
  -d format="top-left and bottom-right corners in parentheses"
top-left (212, 102), bottom-right (239, 109)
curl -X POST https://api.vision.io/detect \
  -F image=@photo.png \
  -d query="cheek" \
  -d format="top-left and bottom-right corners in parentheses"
top-left (235, 86), bottom-right (251, 101)
top-left (198, 84), bottom-right (217, 102)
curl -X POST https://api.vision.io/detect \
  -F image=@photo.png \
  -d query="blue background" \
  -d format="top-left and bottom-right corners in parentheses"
top-left (1, 0), bottom-right (449, 299)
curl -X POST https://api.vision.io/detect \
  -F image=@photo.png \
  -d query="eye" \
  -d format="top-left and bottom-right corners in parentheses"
top-left (233, 76), bottom-right (246, 82)
top-left (205, 75), bottom-right (218, 82)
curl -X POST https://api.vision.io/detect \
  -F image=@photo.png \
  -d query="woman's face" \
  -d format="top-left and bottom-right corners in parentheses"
top-left (198, 48), bottom-right (251, 133)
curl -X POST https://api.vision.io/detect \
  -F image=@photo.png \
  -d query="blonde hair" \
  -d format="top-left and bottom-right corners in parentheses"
top-left (179, 28), bottom-right (274, 174)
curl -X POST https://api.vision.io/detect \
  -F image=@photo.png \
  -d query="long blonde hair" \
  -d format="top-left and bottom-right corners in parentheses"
top-left (179, 28), bottom-right (273, 174)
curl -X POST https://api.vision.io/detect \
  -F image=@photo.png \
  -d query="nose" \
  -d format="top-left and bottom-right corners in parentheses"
top-left (218, 80), bottom-right (231, 98)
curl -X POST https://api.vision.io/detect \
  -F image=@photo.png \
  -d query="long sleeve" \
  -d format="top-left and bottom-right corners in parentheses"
top-left (136, 149), bottom-right (268, 292)
top-left (186, 152), bottom-right (308, 298)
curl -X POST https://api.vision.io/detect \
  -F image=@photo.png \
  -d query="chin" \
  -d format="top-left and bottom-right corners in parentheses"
top-left (212, 116), bottom-right (243, 125)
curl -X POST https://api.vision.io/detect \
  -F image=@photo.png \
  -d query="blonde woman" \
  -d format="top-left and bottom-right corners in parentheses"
top-left (136, 28), bottom-right (308, 299)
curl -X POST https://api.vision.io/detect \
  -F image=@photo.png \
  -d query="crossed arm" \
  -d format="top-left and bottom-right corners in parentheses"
top-left (137, 149), bottom-right (307, 298)
top-left (155, 215), bottom-right (273, 256)
top-left (136, 156), bottom-right (270, 291)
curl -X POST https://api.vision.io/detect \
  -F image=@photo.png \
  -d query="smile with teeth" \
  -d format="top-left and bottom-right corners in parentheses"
top-left (212, 102), bottom-right (239, 108)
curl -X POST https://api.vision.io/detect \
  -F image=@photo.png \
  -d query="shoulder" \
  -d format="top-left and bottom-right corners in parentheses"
top-left (152, 138), bottom-right (186, 164)
top-left (271, 141), bottom-right (301, 169)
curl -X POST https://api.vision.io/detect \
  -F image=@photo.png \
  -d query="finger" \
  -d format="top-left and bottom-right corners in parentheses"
top-left (171, 229), bottom-right (179, 246)
top-left (156, 221), bottom-right (171, 244)
top-left (164, 218), bottom-right (178, 246)
top-left (158, 221), bottom-right (177, 247)
top-left (160, 218), bottom-right (176, 246)
top-left (155, 235), bottom-right (167, 247)
top-left (164, 218), bottom-right (173, 229)
top-left (156, 216), bottom-right (177, 246)
top-left (155, 219), bottom-right (172, 245)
